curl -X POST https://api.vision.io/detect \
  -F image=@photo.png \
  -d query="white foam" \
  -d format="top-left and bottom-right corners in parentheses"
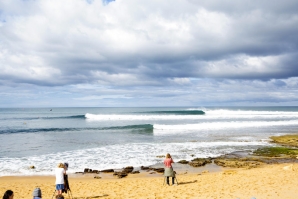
top-left (0, 141), bottom-right (269, 176)
top-left (204, 109), bottom-right (298, 118)
top-left (153, 120), bottom-right (298, 134)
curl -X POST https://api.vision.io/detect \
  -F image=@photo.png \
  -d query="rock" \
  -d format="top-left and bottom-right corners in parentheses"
top-left (84, 168), bottom-right (92, 173)
top-left (113, 172), bottom-right (128, 178)
top-left (101, 169), bottom-right (114, 173)
top-left (131, 171), bottom-right (140, 174)
top-left (29, 165), bottom-right (35, 169)
top-left (151, 168), bottom-right (164, 173)
top-left (270, 134), bottom-right (298, 147)
top-left (94, 176), bottom-right (101, 179)
top-left (178, 160), bottom-right (189, 164)
top-left (214, 159), bottom-right (262, 168)
top-left (113, 167), bottom-right (135, 178)
top-left (123, 166), bottom-right (134, 173)
top-left (140, 166), bottom-right (150, 170)
top-left (188, 158), bottom-right (212, 167)
top-left (118, 173), bottom-right (128, 178)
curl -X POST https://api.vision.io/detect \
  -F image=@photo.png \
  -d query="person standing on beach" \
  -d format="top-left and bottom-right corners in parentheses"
top-left (2, 190), bottom-right (14, 199)
top-left (55, 163), bottom-right (66, 195)
top-left (62, 162), bottom-right (70, 193)
top-left (163, 153), bottom-right (176, 186)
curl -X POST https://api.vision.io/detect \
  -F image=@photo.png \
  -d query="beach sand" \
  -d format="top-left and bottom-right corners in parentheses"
top-left (1, 163), bottom-right (298, 199)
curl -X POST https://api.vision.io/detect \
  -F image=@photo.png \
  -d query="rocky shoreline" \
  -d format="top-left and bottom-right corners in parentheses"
top-left (74, 134), bottom-right (298, 178)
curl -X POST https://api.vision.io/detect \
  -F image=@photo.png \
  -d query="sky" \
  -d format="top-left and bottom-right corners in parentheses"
top-left (0, 0), bottom-right (298, 107)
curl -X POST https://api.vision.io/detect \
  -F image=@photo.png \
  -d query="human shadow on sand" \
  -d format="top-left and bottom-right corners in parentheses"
top-left (73, 194), bottom-right (109, 199)
top-left (176, 180), bottom-right (197, 185)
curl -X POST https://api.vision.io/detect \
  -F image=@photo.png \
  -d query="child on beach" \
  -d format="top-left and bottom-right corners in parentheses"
top-left (32, 187), bottom-right (42, 199)
top-left (163, 153), bottom-right (176, 186)
top-left (2, 190), bottom-right (14, 199)
top-left (55, 163), bottom-right (66, 195)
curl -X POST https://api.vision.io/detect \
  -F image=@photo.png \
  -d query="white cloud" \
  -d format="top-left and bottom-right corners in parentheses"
top-left (168, 78), bottom-right (191, 85)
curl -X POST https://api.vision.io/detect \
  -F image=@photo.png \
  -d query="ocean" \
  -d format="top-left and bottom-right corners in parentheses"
top-left (0, 106), bottom-right (298, 176)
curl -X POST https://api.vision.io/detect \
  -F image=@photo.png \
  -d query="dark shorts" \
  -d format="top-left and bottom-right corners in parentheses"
top-left (56, 184), bottom-right (64, 190)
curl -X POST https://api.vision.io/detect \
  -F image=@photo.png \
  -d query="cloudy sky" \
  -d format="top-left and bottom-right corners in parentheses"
top-left (0, 0), bottom-right (298, 107)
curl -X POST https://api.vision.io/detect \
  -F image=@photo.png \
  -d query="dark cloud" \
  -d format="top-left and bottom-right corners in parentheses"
top-left (188, 0), bottom-right (298, 15)
top-left (0, 0), bottom-right (298, 106)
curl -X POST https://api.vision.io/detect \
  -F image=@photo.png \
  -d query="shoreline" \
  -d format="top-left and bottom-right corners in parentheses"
top-left (0, 161), bottom-right (224, 179)
top-left (2, 135), bottom-right (298, 198)
top-left (1, 147), bottom-right (297, 178)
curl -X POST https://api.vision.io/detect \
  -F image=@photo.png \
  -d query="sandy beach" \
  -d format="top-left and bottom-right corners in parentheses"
top-left (1, 163), bottom-right (298, 199)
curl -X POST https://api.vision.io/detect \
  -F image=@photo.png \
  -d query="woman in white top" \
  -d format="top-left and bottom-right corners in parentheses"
top-left (55, 163), bottom-right (66, 195)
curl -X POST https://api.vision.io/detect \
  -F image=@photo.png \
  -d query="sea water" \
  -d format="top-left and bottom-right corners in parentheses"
top-left (0, 106), bottom-right (298, 176)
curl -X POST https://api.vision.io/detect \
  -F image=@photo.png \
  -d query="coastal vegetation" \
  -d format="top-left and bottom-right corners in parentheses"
top-left (253, 147), bottom-right (298, 157)
top-left (251, 134), bottom-right (298, 158)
